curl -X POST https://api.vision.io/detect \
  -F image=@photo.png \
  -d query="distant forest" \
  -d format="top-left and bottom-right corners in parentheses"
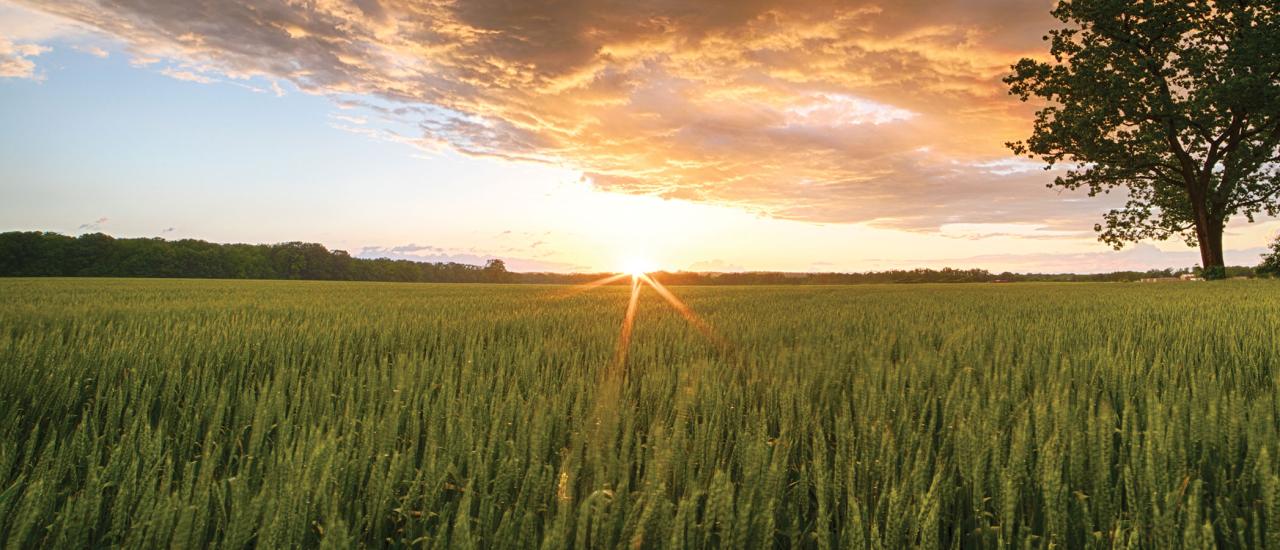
top-left (0, 231), bottom-right (1260, 284)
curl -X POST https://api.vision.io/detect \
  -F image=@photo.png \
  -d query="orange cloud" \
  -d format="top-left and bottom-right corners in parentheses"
top-left (22, 0), bottom-right (1095, 229)
top-left (0, 35), bottom-right (47, 79)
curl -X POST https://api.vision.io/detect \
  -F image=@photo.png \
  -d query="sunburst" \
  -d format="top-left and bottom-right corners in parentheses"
top-left (570, 262), bottom-right (720, 372)
top-left (563, 259), bottom-right (725, 485)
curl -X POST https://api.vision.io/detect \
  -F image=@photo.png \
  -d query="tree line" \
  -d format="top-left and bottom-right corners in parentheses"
top-left (0, 231), bottom-right (1269, 285)
top-left (0, 232), bottom-right (514, 283)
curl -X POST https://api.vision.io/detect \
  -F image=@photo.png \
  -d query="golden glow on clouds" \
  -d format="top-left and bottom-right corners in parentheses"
top-left (13, 0), bottom-right (1273, 271)
top-left (0, 35), bottom-right (46, 79)
top-left (17, 0), bottom-right (1109, 233)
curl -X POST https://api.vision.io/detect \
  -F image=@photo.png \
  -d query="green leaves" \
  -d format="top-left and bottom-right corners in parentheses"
top-left (1257, 235), bottom-right (1280, 277)
top-left (1007, 0), bottom-right (1280, 268)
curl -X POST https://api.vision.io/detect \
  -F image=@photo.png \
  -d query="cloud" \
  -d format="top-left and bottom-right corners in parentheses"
top-left (688, 259), bottom-right (746, 273)
top-left (0, 0), bottom-right (85, 42)
top-left (894, 244), bottom-right (1271, 274)
top-left (73, 43), bottom-right (108, 57)
top-left (1, 0), bottom-right (113, 77)
top-left (0, 35), bottom-right (47, 79)
top-left (78, 216), bottom-right (108, 231)
top-left (938, 222), bottom-right (1086, 241)
top-left (19, 0), bottom-right (1100, 230)
top-left (159, 66), bottom-right (217, 84)
top-left (385, 243), bottom-right (444, 254)
top-left (356, 244), bottom-right (582, 272)
top-left (128, 55), bottom-right (159, 67)
top-left (329, 113), bottom-right (367, 125)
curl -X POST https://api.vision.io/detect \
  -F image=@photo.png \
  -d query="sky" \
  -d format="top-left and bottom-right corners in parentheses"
top-left (1, 0), bottom-right (1276, 273)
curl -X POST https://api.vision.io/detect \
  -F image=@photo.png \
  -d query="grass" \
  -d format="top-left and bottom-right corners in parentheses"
top-left (1, 277), bottom-right (1279, 548)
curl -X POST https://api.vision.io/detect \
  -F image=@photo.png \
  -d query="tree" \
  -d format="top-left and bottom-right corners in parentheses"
top-left (1259, 233), bottom-right (1280, 277)
top-left (484, 259), bottom-right (511, 282)
top-left (1006, 0), bottom-right (1280, 278)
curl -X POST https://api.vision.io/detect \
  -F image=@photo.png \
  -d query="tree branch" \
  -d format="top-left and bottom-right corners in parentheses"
top-left (1205, 110), bottom-right (1245, 169)
top-left (1230, 186), bottom-right (1280, 211)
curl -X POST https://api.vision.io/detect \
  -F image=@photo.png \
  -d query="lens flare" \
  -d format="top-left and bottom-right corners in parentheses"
top-left (615, 275), bottom-right (643, 368)
top-left (638, 274), bottom-right (721, 346)
top-left (566, 257), bottom-right (725, 476)
top-left (558, 264), bottom-right (721, 376)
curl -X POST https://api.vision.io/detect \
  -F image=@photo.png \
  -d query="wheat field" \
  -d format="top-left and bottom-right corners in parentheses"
top-left (1, 278), bottom-right (1278, 548)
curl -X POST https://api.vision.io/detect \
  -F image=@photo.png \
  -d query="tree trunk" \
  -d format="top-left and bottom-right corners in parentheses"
top-left (1187, 176), bottom-right (1226, 277)
top-left (1194, 210), bottom-right (1227, 277)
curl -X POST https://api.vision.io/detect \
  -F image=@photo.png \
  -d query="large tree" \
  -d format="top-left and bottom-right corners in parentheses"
top-left (1006, 0), bottom-right (1279, 277)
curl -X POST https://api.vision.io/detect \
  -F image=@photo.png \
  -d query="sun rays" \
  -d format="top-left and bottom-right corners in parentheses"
top-left (635, 273), bottom-right (720, 345)
top-left (566, 267), bottom-right (722, 373)
top-left (615, 275), bottom-right (644, 367)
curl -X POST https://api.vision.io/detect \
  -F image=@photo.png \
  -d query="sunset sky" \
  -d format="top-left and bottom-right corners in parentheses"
top-left (2, 0), bottom-right (1277, 273)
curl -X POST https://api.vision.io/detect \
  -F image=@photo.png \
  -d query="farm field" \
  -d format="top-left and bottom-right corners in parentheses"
top-left (2, 278), bottom-right (1280, 548)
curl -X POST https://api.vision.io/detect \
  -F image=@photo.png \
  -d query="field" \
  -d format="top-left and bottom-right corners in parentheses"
top-left (1, 278), bottom-right (1279, 548)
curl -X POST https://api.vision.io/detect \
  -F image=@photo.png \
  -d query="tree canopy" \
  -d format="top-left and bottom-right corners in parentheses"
top-left (1006, 0), bottom-right (1280, 278)
top-left (0, 232), bottom-right (509, 283)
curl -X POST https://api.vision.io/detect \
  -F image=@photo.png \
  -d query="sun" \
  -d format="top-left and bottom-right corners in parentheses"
top-left (618, 255), bottom-right (658, 276)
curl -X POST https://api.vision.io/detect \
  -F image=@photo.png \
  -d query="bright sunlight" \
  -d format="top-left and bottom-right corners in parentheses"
top-left (617, 255), bottom-right (658, 276)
